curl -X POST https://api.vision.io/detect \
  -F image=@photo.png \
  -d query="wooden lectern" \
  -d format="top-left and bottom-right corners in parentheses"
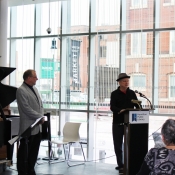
top-left (122, 109), bottom-right (150, 175)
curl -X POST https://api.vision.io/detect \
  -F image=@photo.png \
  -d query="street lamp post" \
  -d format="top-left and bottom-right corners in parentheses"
top-left (51, 38), bottom-right (57, 104)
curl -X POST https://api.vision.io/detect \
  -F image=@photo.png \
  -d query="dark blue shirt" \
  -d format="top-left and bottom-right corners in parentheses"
top-left (24, 82), bottom-right (39, 102)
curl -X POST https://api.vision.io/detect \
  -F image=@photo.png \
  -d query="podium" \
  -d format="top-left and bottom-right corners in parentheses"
top-left (123, 109), bottom-right (150, 175)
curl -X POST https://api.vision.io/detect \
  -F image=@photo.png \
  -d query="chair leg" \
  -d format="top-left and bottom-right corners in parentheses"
top-left (36, 140), bottom-right (52, 165)
top-left (66, 142), bottom-right (86, 167)
top-left (63, 144), bottom-right (67, 160)
top-left (37, 141), bottom-right (64, 165)
top-left (80, 143), bottom-right (86, 162)
top-left (47, 143), bottom-right (65, 164)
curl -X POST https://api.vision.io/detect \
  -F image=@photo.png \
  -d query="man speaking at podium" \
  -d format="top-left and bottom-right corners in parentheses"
top-left (110, 73), bottom-right (139, 172)
top-left (16, 69), bottom-right (45, 175)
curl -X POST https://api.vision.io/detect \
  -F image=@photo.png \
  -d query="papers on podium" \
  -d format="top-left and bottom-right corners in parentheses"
top-left (8, 116), bottom-right (45, 145)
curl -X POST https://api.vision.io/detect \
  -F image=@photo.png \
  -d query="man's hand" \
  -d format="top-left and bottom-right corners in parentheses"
top-left (38, 117), bottom-right (45, 124)
top-left (120, 109), bottom-right (125, 113)
top-left (118, 109), bottom-right (125, 114)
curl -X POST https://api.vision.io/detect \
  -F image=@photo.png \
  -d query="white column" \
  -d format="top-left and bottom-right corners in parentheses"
top-left (0, 0), bottom-right (8, 67)
top-left (120, 0), bottom-right (126, 72)
top-left (153, 0), bottom-right (160, 113)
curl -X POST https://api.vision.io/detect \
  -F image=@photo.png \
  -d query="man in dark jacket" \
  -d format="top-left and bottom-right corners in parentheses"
top-left (110, 73), bottom-right (139, 171)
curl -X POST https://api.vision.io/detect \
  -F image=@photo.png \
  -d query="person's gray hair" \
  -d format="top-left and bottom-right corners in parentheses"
top-left (161, 119), bottom-right (175, 145)
top-left (23, 69), bottom-right (35, 81)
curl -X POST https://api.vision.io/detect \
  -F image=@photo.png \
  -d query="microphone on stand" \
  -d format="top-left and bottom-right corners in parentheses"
top-left (131, 99), bottom-right (142, 109)
top-left (131, 99), bottom-right (142, 104)
top-left (135, 90), bottom-right (145, 97)
top-left (135, 90), bottom-right (154, 110)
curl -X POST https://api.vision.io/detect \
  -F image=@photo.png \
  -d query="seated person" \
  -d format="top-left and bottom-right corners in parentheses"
top-left (137, 119), bottom-right (175, 175)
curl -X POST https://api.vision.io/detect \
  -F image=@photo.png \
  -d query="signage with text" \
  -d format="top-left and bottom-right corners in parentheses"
top-left (40, 58), bottom-right (60, 79)
top-left (70, 39), bottom-right (81, 87)
top-left (129, 111), bottom-right (149, 124)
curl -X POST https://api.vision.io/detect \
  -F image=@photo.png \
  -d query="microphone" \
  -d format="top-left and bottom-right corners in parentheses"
top-left (131, 99), bottom-right (142, 109)
top-left (131, 99), bottom-right (142, 104)
top-left (135, 90), bottom-right (144, 96)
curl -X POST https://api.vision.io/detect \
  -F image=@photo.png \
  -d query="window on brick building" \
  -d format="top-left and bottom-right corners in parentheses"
top-left (100, 46), bottom-right (107, 58)
top-left (131, 33), bottom-right (147, 55)
top-left (131, 0), bottom-right (147, 8)
top-left (131, 74), bottom-right (146, 90)
top-left (164, 0), bottom-right (172, 3)
top-left (170, 31), bottom-right (175, 54)
top-left (163, 0), bottom-right (175, 5)
top-left (132, 74), bottom-right (146, 88)
top-left (170, 75), bottom-right (175, 97)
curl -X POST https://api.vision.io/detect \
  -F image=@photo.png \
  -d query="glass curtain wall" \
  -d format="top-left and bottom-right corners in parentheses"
top-left (7, 0), bottom-right (175, 163)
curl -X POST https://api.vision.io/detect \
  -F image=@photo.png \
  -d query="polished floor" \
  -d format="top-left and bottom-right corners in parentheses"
top-left (1, 160), bottom-right (121, 175)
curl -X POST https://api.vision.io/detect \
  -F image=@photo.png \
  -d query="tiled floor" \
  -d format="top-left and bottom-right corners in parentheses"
top-left (1, 160), bottom-right (120, 175)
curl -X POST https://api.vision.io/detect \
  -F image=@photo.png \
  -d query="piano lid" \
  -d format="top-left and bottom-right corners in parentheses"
top-left (0, 67), bottom-right (16, 81)
top-left (0, 67), bottom-right (17, 108)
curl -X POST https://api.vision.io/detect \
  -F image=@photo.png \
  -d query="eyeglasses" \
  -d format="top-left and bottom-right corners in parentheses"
top-left (30, 76), bottom-right (38, 79)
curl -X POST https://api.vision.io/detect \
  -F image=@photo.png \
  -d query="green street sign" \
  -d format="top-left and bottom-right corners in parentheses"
top-left (40, 58), bottom-right (60, 79)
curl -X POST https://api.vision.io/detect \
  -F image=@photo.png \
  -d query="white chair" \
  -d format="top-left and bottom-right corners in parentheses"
top-left (51, 122), bottom-right (86, 167)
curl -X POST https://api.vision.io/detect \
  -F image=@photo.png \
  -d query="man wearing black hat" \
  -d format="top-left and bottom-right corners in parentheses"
top-left (110, 73), bottom-right (139, 172)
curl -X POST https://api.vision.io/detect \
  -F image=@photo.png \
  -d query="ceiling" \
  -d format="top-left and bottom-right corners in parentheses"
top-left (8, 0), bottom-right (69, 7)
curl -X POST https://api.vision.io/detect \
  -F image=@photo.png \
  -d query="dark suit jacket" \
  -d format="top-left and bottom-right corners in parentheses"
top-left (110, 87), bottom-right (138, 124)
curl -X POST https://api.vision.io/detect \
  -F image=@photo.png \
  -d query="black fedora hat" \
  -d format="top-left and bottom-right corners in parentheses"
top-left (116, 73), bottom-right (130, 81)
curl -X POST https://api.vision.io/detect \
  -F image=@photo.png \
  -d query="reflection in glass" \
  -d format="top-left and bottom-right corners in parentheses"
top-left (61, 36), bottom-right (89, 110)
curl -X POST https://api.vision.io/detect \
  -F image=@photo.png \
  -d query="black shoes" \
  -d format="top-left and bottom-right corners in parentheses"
top-left (115, 166), bottom-right (124, 174)
top-left (115, 166), bottom-right (123, 170)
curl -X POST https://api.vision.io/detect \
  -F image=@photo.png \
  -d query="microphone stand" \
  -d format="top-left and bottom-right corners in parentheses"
top-left (138, 93), bottom-right (154, 110)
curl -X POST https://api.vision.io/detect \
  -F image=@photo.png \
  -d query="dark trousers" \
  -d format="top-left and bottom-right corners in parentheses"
top-left (112, 124), bottom-right (124, 167)
top-left (17, 132), bottom-right (41, 175)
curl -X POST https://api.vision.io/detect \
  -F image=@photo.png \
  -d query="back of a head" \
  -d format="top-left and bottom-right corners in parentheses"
top-left (161, 119), bottom-right (175, 145)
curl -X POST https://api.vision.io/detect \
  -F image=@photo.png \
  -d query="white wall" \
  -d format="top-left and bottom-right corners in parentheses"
top-left (0, 0), bottom-right (8, 67)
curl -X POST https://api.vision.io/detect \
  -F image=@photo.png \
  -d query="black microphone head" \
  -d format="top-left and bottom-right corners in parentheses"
top-left (135, 90), bottom-right (138, 93)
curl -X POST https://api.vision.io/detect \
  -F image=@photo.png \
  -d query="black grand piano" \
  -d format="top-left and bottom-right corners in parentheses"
top-left (0, 67), bottom-right (19, 163)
